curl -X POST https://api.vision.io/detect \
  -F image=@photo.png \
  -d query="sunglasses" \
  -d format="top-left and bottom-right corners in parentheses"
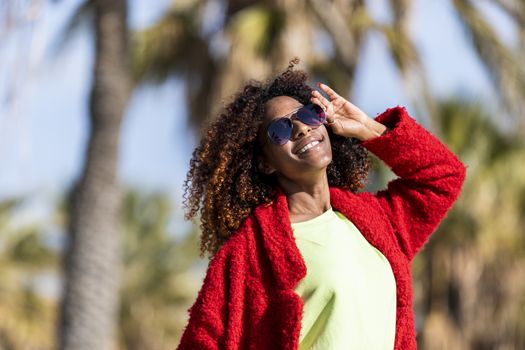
top-left (266, 104), bottom-right (326, 145)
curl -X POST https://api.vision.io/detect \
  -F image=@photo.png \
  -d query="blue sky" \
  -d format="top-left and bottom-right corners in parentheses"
top-left (0, 0), bottom-right (517, 218)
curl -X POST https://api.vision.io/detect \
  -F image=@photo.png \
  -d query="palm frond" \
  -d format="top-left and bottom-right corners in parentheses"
top-left (375, 0), bottom-right (439, 131)
top-left (51, 0), bottom-right (95, 55)
top-left (490, 0), bottom-right (525, 57)
top-left (227, 5), bottom-right (284, 57)
top-left (453, 0), bottom-right (525, 132)
top-left (308, 0), bottom-right (370, 79)
top-left (132, 7), bottom-right (200, 82)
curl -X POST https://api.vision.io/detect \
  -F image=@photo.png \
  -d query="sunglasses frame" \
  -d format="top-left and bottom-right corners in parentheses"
top-left (266, 103), bottom-right (326, 145)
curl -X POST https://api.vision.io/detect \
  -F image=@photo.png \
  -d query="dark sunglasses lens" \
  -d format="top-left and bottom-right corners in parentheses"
top-left (267, 118), bottom-right (293, 145)
top-left (297, 104), bottom-right (326, 125)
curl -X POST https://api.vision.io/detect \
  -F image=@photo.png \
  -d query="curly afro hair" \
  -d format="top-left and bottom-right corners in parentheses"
top-left (184, 59), bottom-right (371, 257)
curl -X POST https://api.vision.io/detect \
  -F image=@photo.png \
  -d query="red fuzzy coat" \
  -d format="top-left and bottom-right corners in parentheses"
top-left (177, 106), bottom-right (466, 350)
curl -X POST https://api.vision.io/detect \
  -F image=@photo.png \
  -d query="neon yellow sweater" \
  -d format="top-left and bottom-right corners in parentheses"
top-left (292, 208), bottom-right (397, 349)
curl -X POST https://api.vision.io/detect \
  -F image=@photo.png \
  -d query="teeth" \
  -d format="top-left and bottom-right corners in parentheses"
top-left (298, 140), bottom-right (320, 154)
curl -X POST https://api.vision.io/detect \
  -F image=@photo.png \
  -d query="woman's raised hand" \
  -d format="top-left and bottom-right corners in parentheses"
top-left (310, 83), bottom-right (388, 141)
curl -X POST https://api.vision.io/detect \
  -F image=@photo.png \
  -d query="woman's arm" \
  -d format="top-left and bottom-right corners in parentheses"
top-left (360, 106), bottom-right (466, 260)
top-left (311, 84), bottom-right (466, 261)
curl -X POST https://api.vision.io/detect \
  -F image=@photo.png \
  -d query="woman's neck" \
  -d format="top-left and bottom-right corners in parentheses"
top-left (277, 172), bottom-right (331, 223)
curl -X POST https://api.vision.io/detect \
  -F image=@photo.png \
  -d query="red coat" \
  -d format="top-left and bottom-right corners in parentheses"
top-left (177, 106), bottom-right (466, 350)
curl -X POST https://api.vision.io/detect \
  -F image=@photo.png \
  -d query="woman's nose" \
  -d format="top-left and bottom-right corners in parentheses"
top-left (291, 119), bottom-right (312, 140)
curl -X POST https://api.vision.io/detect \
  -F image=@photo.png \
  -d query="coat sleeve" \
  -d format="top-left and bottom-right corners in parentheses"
top-left (177, 245), bottom-right (232, 350)
top-left (359, 106), bottom-right (466, 261)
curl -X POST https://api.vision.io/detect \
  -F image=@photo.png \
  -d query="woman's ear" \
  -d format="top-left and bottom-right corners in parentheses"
top-left (258, 156), bottom-right (276, 175)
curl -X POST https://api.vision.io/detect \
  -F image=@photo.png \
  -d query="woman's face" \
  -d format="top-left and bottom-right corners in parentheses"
top-left (259, 96), bottom-right (332, 183)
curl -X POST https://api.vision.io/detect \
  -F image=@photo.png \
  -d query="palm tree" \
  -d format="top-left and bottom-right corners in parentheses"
top-left (133, 0), bottom-right (371, 130)
top-left (54, 0), bottom-right (525, 348)
top-left (57, 1), bottom-right (132, 349)
top-left (133, 0), bottom-right (524, 133)
top-left (411, 99), bottom-right (525, 349)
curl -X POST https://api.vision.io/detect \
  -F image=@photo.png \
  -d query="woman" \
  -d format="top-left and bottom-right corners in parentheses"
top-left (178, 61), bottom-right (466, 350)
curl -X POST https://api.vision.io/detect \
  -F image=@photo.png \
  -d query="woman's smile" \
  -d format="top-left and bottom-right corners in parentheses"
top-left (295, 136), bottom-right (325, 156)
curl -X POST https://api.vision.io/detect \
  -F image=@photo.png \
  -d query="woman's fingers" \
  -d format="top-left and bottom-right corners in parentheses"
top-left (310, 96), bottom-right (327, 111)
top-left (310, 94), bottom-right (333, 115)
top-left (318, 83), bottom-right (340, 100)
top-left (311, 95), bottom-right (337, 124)
top-left (310, 95), bottom-right (321, 106)
top-left (314, 84), bottom-right (349, 115)
top-left (311, 90), bottom-right (330, 107)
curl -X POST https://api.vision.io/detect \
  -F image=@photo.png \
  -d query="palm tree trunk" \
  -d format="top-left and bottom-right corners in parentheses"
top-left (58, 1), bottom-right (130, 349)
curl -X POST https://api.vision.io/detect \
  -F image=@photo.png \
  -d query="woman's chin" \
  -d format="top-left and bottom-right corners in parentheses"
top-left (296, 145), bottom-right (332, 168)
top-left (294, 156), bottom-right (332, 176)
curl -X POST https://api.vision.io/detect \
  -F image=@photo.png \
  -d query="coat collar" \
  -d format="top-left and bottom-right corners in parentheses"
top-left (252, 186), bottom-right (360, 290)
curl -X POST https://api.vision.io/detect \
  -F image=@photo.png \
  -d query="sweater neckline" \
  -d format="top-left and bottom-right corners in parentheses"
top-left (290, 207), bottom-right (335, 228)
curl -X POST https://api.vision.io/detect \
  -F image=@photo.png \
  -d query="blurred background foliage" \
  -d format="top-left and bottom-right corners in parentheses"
top-left (1, 0), bottom-right (525, 349)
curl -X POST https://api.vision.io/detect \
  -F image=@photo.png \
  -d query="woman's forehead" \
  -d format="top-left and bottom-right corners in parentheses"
top-left (265, 96), bottom-right (303, 121)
